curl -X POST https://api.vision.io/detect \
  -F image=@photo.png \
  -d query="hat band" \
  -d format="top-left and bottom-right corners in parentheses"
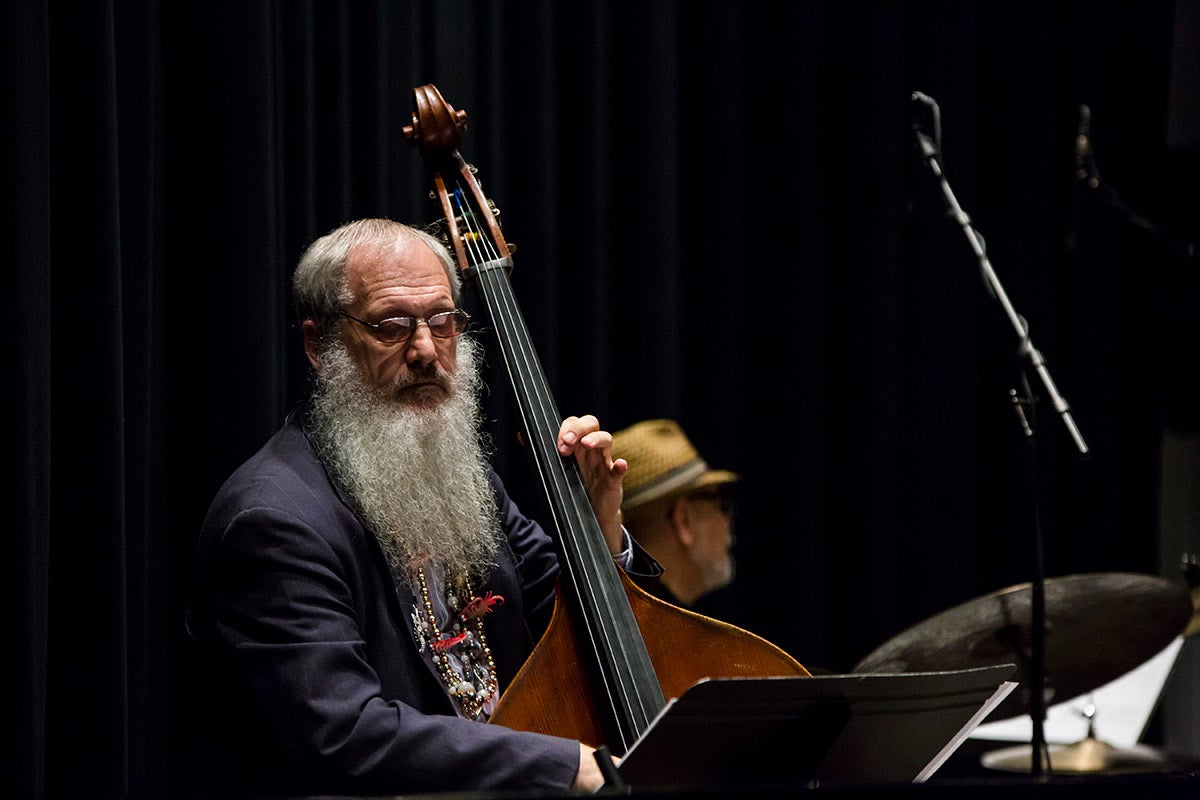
top-left (622, 458), bottom-right (709, 510)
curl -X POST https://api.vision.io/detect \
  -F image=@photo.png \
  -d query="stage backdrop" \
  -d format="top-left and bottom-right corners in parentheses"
top-left (4, 1), bottom-right (1197, 797)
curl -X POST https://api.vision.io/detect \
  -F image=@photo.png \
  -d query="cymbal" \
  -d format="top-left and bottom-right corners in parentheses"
top-left (981, 737), bottom-right (1200, 775)
top-left (853, 572), bottom-right (1192, 721)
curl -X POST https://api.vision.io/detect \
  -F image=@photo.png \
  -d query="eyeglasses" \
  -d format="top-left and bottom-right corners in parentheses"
top-left (687, 490), bottom-right (736, 518)
top-left (338, 309), bottom-right (470, 345)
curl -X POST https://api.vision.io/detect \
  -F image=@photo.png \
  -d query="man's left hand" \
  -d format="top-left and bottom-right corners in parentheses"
top-left (557, 415), bottom-right (627, 554)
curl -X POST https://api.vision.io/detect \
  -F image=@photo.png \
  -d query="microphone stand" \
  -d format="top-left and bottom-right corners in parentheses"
top-left (910, 93), bottom-right (1090, 780)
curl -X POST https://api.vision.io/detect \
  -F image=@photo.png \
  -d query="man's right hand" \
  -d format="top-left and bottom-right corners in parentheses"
top-left (572, 742), bottom-right (619, 792)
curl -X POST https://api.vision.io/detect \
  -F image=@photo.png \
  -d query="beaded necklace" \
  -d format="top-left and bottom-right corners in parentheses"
top-left (411, 567), bottom-right (504, 720)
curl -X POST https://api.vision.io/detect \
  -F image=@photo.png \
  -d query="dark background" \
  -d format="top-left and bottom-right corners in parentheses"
top-left (4, 1), bottom-right (1198, 797)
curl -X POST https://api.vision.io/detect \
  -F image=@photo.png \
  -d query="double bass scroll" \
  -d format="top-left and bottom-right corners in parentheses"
top-left (403, 84), bottom-right (809, 755)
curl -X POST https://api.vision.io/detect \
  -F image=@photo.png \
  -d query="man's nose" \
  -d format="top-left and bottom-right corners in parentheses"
top-left (404, 320), bottom-right (439, 365)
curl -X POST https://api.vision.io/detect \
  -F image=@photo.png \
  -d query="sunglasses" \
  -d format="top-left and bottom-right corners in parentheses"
top-left (686, 489), bottom-right (736, 518)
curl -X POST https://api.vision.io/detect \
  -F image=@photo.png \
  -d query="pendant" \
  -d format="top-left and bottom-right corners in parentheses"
top-left (411, 609), bottom-right (429, 652)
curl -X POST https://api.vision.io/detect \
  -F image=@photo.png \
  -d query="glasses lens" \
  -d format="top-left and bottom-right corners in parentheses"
top-left (374, 317), bottom-right (417, 344)
top-left (719, 496), bottom-right (736, 518)
top-left (690, 490), bottom-right (735, 518)
top-left (427, 310), bottom-right (469, 338)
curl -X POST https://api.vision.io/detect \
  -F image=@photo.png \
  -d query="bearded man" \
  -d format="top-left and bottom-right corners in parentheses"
top-left (184, 219), bottom-right (657, 797)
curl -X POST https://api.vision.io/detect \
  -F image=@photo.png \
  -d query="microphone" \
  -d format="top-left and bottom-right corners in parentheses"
top-left (1074, 104), bottom-right (1102, 190)
top-left (910, 91), bottom-right (942, 163)
top-left (911, 91), bottom-right (938, 112)
top-left (1074, 104), bottom-right (1092, 180)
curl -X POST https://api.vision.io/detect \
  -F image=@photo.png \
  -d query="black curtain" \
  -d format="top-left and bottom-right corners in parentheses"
top-left (4, 1), bottom-right (1197, 797)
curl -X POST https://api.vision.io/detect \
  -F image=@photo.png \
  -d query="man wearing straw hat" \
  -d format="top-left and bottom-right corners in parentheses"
top-left (613, 419), bottom-right (739, 609)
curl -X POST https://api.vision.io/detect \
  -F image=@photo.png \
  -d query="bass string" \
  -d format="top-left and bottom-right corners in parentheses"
top-left (446, 176), bottom-right (660, 739)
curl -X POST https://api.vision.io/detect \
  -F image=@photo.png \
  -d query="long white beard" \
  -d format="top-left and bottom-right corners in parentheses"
top-left (307, 335), bottom-right (501, 583)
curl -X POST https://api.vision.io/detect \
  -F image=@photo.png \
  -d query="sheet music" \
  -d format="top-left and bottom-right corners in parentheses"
top-left (970, 637), bottom-right (1183, 747)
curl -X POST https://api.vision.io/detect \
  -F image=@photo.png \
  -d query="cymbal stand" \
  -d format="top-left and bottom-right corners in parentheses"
top-left (910, 92), bottom-right (1091, 779)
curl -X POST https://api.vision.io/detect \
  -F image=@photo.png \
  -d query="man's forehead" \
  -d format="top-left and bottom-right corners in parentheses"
top-left (346, 237), bottom-right (449, 289)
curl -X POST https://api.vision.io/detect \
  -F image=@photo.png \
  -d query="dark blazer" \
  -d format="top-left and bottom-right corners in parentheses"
top-left (184, 408), bottom-right (649, 797)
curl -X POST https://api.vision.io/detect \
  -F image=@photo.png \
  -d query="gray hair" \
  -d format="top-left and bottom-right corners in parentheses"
top-left (292, 218), bottom-right (462, 333)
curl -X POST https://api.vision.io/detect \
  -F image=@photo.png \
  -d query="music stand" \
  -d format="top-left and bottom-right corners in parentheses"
top-left (616, 664), bottom-right (1017, 792)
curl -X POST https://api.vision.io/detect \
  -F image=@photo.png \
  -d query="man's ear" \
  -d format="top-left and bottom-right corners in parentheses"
top-left (301, 319), bottom-right (323, 371)
top-left (667, 496), bottom-right (696, 547)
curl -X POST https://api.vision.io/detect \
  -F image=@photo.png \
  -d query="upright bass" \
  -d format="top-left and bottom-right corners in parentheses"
top-left (403, 84), bottom-right (809, 756)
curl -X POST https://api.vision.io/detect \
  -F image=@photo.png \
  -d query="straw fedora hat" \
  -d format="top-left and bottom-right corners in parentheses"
top-left (612, 419), bottom-right (739, 511)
